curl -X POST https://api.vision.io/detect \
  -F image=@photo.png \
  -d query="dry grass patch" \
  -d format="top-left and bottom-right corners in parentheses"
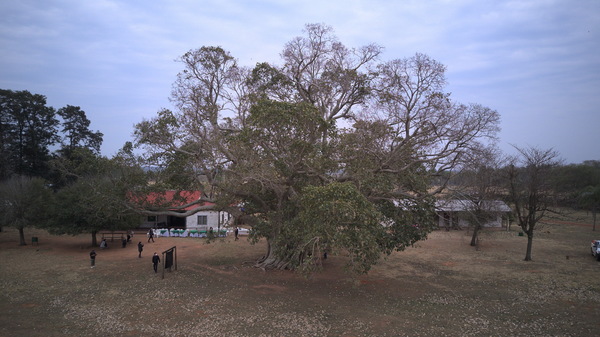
top-left (1, 215), bottom-right (600, 336)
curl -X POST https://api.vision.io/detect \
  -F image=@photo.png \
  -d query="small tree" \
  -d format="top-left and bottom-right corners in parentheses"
top-left (449, 146), bottom-right (504, 246)
top-left (0, 175), bottom-right (52, 245)
top-left (506, 146), bottom-right (561, 261)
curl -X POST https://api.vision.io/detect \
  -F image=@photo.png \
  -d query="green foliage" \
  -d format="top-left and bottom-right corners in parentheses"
top-left (375, 198), bottom-right (436, 254)
top-left (246, 62), bottom-right (294, 102)
top-left (56, 105), bottom-right (103, 154)
top-left (0, 175), bottom-right (53, 245)
top-left (227, 101), bottom-right (436, 274)
top-left (49, 157), bottom-right (139, 239)
top-left (286, 182), bottom-right (385, 274)
top-left (552, 163), bottom-right (600, 208)
top-left (0, 89), bottom-right (59, 179)
top-left (49, 147), bottom-right (107, 190)
top-left (579, 185), bottom-right (600, 212)
top-left (224, 100), bottom-right (336, 200)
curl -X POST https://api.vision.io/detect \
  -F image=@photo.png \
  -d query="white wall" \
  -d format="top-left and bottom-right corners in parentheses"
top-left (139, 211), bottom-right (233, 229)
top-left (185, 211), bottom-right (232, 230)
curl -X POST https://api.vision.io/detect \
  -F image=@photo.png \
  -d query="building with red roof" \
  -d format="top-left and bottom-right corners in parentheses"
top-left (136, 191), bottom-right (232, 231)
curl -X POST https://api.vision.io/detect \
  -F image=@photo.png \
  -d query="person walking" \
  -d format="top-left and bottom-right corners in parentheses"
top-left (147, 229), bottom-right (155, 243)
top-left (234, 227), bottom-right (239, 241)
top-left (90, 250), bottom-right (97, 268)
top-left (137, 241), bottom-right (144, 258)
top-left (152, 252), bottom-right (161, 273)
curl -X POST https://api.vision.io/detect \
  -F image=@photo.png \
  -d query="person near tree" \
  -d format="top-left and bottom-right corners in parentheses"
top-left (152, 252), bottom-right (161, 273)
top-left (137, 241), bottom-right (144, 258)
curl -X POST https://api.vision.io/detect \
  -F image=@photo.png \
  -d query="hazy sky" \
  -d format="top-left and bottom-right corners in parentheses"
top-left (1, 0), bottom-right (598, 164)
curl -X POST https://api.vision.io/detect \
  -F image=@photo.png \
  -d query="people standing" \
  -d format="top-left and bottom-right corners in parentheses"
top-left (138, 241), bottom-right (144, 258)
top-left (148, 229), bottom-right (155, 243)
top-left (100, 239), bottom-right (107, 249)
top-left (234, 227), bottom-right (239, 241)
top-left (90, 250), bottom-right (97, 268)
top-left (152, 252), bottom-right (161, 273)
top-left (207, 227), bottom-right (214, 242)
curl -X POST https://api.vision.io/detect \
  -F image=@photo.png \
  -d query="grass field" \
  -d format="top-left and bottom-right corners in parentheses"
top-left (1, 213), bottom-right (600, 337)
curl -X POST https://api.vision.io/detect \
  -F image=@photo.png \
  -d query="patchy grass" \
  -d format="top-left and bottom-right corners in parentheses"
top-left (1, 215), bottom-right (600, 337)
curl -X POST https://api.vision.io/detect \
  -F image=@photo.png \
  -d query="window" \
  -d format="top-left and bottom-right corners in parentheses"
top-left (197, 215), bottom-right (207, 226)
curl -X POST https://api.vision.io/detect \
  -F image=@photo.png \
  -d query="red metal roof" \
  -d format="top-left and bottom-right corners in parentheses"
top-left (138, 190), bottom-right (214, 211)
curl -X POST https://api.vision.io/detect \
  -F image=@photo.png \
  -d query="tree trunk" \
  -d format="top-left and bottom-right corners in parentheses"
top-left (470, 224), bottom-right (481, 247)
top-left (254, 239), bottom-right (292, 270)
top-left (18, 226), bottom-right (26, 246)
top-left (524, 231), bottom-right (533, 261)
top-left (91, 231), bottom-right (98, 247)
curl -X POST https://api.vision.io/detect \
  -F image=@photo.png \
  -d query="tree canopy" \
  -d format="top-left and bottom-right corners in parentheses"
top-left (0, 89), bottom-right (59, 179)
top-left (50, 154), bottom-right (141, 246)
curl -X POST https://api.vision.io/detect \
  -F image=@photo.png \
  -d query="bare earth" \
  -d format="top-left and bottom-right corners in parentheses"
top-left (1, 216), bottom-right (600, 337)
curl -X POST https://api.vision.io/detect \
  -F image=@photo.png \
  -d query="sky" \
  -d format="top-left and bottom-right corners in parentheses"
top-left (1, 0), bottom-right (599, 164)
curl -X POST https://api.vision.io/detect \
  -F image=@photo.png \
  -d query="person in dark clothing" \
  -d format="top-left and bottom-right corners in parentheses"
top-left (152, 252), bottom-right (160, 273)
top-left (90, 250), bottom-right (97, 268)
top-left (122, 238), bottom-right (127, 248)
top-left (147, 229), bottom-right (154, 243)
top-left (126, 233), bottom-right (131, 243)
top-left (234, 227), bottom-right (239, 241)
top-left (207, 227), bottom-right (214, 242)
top-left (138, 242), bottom-right (144, 258)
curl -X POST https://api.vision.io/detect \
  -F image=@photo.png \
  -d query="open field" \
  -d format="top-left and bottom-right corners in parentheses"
top-left (1, 214), bottom-right (600, 337)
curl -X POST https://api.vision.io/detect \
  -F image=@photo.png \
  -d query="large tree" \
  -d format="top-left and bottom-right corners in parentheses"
top-left (0, 89), bottom-right (59, 179)
top-left (506, 146), bottom-right (561, 261)
top-left (134, 24), bottom-right (500, 273)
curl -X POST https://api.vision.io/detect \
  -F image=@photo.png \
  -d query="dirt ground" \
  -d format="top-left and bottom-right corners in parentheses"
top-left (1, 215), bottom-right (600, 337)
